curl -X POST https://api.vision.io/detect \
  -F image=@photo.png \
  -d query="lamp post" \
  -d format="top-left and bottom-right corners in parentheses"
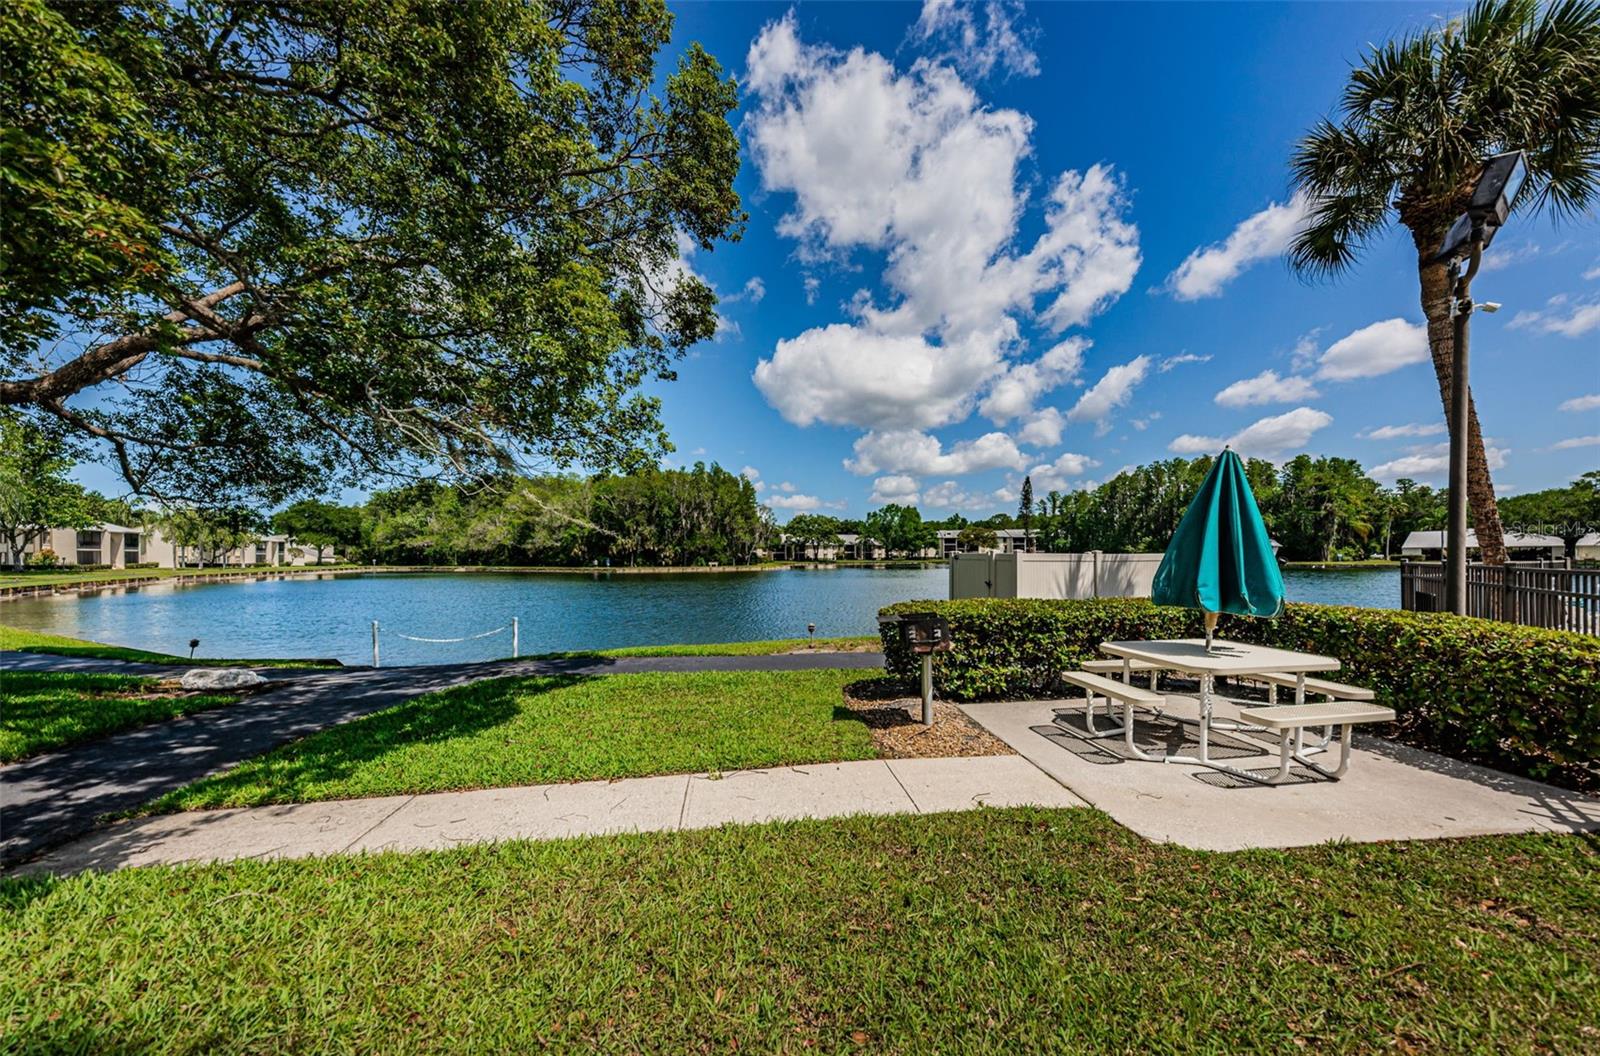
top-left (1432, 150), bottom-right (1526, 616)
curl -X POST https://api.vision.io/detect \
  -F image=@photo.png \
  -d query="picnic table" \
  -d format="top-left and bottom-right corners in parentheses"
top-left (1097, 638), bottom-right (1340, 782)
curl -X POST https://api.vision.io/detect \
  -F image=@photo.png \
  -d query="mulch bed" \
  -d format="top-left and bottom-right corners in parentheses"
top-left (841, 677), bottom-right (1014, 759)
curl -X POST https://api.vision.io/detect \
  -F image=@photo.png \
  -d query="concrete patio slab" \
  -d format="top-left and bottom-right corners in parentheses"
top-left (962, 696), bottom-right (1600, 852)
top-left (348, 775), bottom-right (690, 854)
top-left (681, 760), bottom-right (913, 829)
top-left (886, 756), bottom-right (1086, 813)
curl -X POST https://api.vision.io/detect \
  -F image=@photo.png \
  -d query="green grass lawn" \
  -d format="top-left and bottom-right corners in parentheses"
top-left (152, 669), bottom-right (877, 811)
top-left (0, 625), bottom-right (341, 668)
top-left (535, 635), bottom-right (880, 658)
top-left (0, 672), bottom-right (236, 762)
top-left (3, 810), bottom-right (1595, 1054)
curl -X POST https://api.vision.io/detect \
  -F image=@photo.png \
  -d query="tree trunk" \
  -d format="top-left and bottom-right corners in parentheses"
top-left (1416, 257), bottom-right (1509, 565)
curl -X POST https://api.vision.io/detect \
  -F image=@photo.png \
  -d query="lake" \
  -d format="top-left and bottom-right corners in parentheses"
top-left (1, 566), bottom-right (1400, 666)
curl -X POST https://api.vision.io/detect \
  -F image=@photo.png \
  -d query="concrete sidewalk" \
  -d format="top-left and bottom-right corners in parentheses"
top-left (962, 696), bottom-right (1600, 851)
top-left (12, 756), bottom-right (1086, 876)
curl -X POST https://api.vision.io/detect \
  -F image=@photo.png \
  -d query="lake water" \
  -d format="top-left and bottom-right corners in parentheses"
top-left (1, 566), bottom-right (1399, 666)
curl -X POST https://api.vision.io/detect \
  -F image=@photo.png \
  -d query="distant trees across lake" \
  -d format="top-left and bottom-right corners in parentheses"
top-left (361, 464), bottom-right (771, 567)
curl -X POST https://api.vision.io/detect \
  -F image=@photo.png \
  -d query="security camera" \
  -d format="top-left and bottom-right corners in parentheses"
top-left (1481, 301), bottom-right (1502, 313)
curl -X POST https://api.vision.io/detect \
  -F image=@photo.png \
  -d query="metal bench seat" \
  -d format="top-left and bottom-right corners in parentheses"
top-left (1237, 701), bottom-right (1395, 783)
top-left (1059, 669), bottom-right (1165, 742)
top-left (1255, 671), bottom-right (1375, 703)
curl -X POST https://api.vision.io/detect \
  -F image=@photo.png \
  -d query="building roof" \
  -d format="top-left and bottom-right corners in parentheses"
top-left (935, 528), bottom-right (1032, 539)
top-left (1399, 530), bottom-right (1565, 550)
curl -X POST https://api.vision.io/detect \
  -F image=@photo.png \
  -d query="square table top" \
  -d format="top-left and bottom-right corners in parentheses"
top-left (1099, 638), bottom-right (1340, 675)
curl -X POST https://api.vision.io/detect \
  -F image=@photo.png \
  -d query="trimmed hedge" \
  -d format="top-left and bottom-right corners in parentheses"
top-left (880, 598), bottom-right (1600, 794)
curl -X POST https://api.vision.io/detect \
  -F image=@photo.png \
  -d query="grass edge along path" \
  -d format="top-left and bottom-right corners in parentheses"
top-left (537, 635), bottom-right (879, 658)
top-left (0, 625), bottom-right (341, 668)
top-left (150, 668), bottom-right (879, 811)
top-left (3, 810), bottom-right (1597, 1053)
top-left (0, 672), bottom-right (237, 763)
top-left (2, 624), bottom-right (874, 667)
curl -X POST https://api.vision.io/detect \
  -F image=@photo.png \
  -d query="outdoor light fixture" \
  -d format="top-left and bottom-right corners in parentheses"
top-left (1434, 150), bottom-right (1527, 616)
top-left (1433, 150), bottom-right (1528, 265)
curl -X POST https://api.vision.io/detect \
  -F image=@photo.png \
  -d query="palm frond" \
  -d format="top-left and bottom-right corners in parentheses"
top-left (1288, 190), bottom-right (1393, 280)
top-left (1294, 0), bottom-right (1600, 273)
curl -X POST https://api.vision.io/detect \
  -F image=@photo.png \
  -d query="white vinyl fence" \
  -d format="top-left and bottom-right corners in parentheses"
top-left (949, 551), bottom-right (1162, 601)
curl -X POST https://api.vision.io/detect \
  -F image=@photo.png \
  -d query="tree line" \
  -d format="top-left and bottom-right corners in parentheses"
top-left (6, 409), bottom-right (1596, 569)
top-left (783, 457), bottom-right (1600, 564)
top-left (360, 465), bottom-right (770, 567)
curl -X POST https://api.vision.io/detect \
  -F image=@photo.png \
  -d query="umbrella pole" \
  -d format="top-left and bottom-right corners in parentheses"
top-left (1203, 611), bottom-right (1218, 654)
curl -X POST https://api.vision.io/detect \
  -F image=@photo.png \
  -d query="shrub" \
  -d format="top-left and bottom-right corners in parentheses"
top-left (880, 598), bottom-right (1600, 793)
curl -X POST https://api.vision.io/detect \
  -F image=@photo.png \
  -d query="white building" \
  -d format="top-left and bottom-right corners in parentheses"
top-left (1578, 533), bottom-right (1600, 562)
top-left (4, 524), bottom-right (336, 569)
top-left (1398, 530), bottom-right (1566, 561)
top-left (775, 532), bottom-right (887, 560)
top-left (936, 528), bottom-right (1037, 557)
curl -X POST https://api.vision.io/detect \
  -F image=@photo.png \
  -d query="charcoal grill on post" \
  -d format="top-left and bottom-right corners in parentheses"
top-left (881, 612), bottom-right (953, 726)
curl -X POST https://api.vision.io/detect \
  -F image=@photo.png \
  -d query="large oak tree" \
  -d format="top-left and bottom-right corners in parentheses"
top-left (1, 0), bottom-right (743, 506)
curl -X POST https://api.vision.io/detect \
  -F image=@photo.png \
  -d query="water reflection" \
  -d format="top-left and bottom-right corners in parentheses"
top-left (2, 565), bottom-right (1398, 666)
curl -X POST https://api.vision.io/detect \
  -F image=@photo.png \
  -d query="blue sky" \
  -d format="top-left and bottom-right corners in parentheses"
top-left (643, 1), bottom-right (1599, 519)
top-left (62, 2), bottom-right (1599, 515)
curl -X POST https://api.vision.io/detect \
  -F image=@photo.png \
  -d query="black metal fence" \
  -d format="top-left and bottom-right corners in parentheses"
top-left (1400, 560), bottom-right (1600, 635)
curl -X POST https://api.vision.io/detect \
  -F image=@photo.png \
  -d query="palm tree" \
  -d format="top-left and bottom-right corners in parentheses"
top-left (1289, 0), bottom-right (1600, 564)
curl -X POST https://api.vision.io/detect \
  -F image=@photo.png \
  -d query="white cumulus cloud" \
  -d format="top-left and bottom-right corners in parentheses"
top-left (1370, 441), bottom-right (1509, 480)
top-left (1313, 319), bottom-right (1430, 381)
top-left (746, 14), bottom-right (1140, 441)
top-left (921, 480), bottom-right (1014, 512)
top-left (1552, 435), bottom-right (1600, 450)
top-left (1017, 407), bottom-right (1066, 446)
top-left (1159, 352), bottom-right (1211, 373)
top-left (1509, 299), bottom-right (1600, 338)
top-left (753, 326), bottom-right (1004, 430)
top-left (913, 0), bottom-right (1039, 80)
top-left (1027, 451), bottom-right (1099, 493)
top-left (1169, 406), bottom-right (1333, 458)
top-left (1558, 394), bottom-right (1600, 413)
top-left (1358, 422), bottom-right (1445, 440)
top-left (1213, 369), bottom-right (1320, 408)
top-left (868, 474), bottom-right (921, 505)
top-left (767, 492), bottom-right (844, 512)
top-left (978, 337), bottom-right (1088, 423)
top-left (1066, 355), bottom-right (1150, 435)
top-left (844, 429), bottom-right (1026, 477)
top-left (1165, 192), bottom-right (1312, 300)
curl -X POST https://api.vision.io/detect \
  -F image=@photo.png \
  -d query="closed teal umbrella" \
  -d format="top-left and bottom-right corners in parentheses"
top-left (1151, 449), bottom-right (1284, 651)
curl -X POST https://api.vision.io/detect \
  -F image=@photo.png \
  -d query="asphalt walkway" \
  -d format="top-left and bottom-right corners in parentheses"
top-left (0, 650), bottom-right (884, 867)
top-left (13, 756), bottom-right (1085, 876)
